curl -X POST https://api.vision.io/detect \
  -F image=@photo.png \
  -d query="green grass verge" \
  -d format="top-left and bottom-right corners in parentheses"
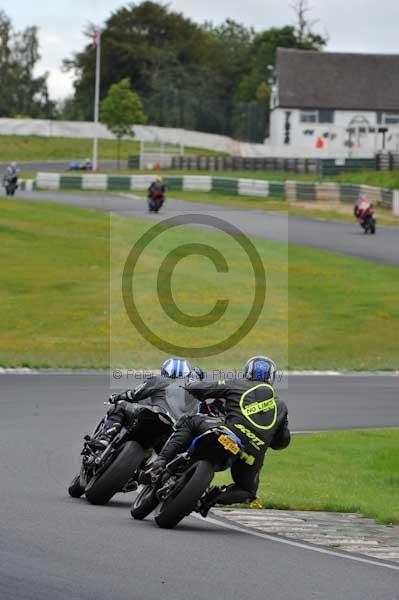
top-left (161, 168), bottom-right (399, 190)
top-left (95, 167), bottom-right (399, 190)
top-left (216, 429), bottom-right (399, 524)
top-left (0, 135), bottom-right (221, 162)
top-left (332, 170), bottom-right (399, 189)
top-left (1, 199), bottom-right (398, 369)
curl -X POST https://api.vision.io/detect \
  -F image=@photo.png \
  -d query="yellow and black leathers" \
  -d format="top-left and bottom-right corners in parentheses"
top-left (157, 378), bottom-right (290, 506)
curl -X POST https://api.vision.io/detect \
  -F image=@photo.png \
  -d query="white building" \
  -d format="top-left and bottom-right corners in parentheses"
top-left (268, 48), bottom-right (399, 158)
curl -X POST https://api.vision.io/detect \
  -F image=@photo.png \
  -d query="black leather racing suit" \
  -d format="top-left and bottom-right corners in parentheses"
top-left (107, 375), bottom-right (199, 432)
top-left (158, 378), bottom-right (290, 505)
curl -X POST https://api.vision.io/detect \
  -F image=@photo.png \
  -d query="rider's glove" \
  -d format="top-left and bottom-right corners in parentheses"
top-left (150, 459), bottom-right (166, 483)
top-left (108, 390), bottom-right (134, 404)
top-left (193, 366), bottom-right (205, 381)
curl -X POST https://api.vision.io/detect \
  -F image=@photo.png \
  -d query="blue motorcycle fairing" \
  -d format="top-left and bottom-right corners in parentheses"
top-left (187, 426), bottom-right (243, 454)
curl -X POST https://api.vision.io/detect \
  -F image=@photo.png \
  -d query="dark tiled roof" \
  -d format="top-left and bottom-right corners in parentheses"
top-left (277, 48), bottom-right (399, 111)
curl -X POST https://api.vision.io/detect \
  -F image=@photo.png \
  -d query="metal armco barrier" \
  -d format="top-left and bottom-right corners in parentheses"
top-left (32, 173), bottom-right (395, 211)
top-left (170, 155), bottom-right (320, 173)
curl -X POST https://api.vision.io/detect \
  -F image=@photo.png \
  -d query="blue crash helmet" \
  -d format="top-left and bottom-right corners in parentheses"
top-left (243, 356), bottom-right (277, 384)
top-left (161, 358), bottom-right (192, 378)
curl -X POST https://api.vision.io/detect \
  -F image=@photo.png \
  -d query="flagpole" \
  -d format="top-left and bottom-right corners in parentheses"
top-left (92, 30), bottom-right (101, 171)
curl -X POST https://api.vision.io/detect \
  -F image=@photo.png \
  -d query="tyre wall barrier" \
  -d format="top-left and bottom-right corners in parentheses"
top-left (32, 173), bottom-right (395, 211)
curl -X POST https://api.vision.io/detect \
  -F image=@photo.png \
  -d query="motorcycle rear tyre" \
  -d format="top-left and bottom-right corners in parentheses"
top-left (155, 460), bottom-right (214, 529)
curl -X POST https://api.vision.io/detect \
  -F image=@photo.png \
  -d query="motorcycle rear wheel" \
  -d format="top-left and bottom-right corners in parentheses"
top-left (155, 460), bottom-right (214, 529)
top-left (85, 441), bottom-right (144, 506)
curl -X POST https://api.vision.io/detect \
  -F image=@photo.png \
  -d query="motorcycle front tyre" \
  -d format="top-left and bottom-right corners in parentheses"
top-left (85, 441), bottom-right (144, 506)
top-left (68, 474), bottom-right (85, 498)
top-left (130, 484), bottom-right (159, 520)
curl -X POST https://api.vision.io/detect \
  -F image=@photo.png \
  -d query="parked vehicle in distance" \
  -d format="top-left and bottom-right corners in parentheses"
top-left (69, 159), bottom-right (93, 171)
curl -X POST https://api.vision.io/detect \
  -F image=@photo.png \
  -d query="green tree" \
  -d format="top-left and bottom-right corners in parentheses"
top-left (64, 2), bottom-right (224, 131)
top-left (0, 10), bottom-right (53, 118)
top-left (64, 2), bottom-right (327, 141)
top-left (100, 77), bottom-right (146, 168)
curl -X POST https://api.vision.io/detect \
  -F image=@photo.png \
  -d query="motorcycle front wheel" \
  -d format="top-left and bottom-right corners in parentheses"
top-left (130, 484), bottom-right (159, 520)
top-left (68, 474), bottom-right (85, 498)
top-left (154, 460), bottom-right (214, 529)
top-left (85, 441), bottom-right (145, 506)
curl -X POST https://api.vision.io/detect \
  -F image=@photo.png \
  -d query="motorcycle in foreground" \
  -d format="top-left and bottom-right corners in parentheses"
top-left (3, 174), bottom-right (18, 196)
top-left (130, 426), bottom-right (245, 529)
top-left (68, 403), bottom-right (174, 505)
top-left (147, 189), bottom-right (165, 213)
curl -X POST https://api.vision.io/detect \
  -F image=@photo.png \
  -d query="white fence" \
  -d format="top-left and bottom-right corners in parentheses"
top-left (0, 118), bottom-right (269, 158)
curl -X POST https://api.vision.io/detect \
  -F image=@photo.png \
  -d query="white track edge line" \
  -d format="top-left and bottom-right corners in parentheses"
top-left (198, 514), bottom-right (399, 572)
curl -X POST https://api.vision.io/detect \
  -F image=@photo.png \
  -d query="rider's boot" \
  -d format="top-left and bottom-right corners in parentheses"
top-left (196, 486), bottom-right (227, 518)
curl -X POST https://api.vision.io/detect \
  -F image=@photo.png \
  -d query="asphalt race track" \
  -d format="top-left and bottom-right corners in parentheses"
top-left (17, 190), bottom-right (399, 265)
top-left (1, 373), bottom-right (398, 600)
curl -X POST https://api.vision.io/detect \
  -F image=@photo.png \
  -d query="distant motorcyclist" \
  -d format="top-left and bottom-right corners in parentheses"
top-left (6, 162), bottom-right (18, 179)
top-left (3, 162), bottom-right (19, 195)
top-left (354, 194), bottom-right (376, 233)
top-left (147, 176), bottom-right (165, 212)
top-left (150, 356), bottom-right (291, 516)
top-left (354, 193), bottom-right (374, 221)
top-left (93, 358), bottom-right (201, 449)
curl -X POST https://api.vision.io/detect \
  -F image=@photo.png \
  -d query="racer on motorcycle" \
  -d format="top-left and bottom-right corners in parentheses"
top-left (93, 358), bottom-right (202, 450)
top-left (3, 162), bottom-right (19, 193)
top-left (354, 194), bottom-right (376, 233)
top-left (150, 356), bottom-right (291, 516)
top-left (147, 176), bottom-right (165, 212)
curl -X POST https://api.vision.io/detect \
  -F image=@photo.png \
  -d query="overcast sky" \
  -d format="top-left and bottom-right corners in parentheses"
top-left (3, 0), bottom-right (399, 100)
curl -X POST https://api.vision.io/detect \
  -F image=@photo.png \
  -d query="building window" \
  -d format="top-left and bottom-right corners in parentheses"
top-left (300, 111), bottom-right (317, 123)
top-left (377, 112), bottom-right (399, 125)
top-left (300, 110), bottom-right (334, 124)
top-left (318, 110), bottom-right (334, 123)
top-left (384, 113), bottom-right (399, 124)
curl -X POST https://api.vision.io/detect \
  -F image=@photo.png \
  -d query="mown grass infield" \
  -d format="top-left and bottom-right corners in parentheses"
top-left (217, 428), bottom-right (399, 525)
top-left (2, 199), bottom-right (398, 523)
top-left (1, 198), bottom-right (398, 370)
